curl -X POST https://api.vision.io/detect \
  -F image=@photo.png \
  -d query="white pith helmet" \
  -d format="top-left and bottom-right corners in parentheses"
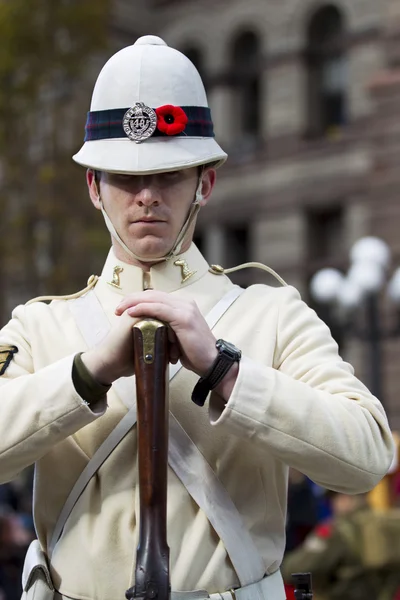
top-left (73, 35), bottom-right (227, 174)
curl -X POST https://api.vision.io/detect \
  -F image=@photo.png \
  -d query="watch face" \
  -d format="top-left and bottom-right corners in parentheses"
top-left (216, 339), bottom-right (242, 360)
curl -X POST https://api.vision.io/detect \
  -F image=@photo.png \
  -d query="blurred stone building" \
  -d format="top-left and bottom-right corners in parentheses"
top-left (111, 0), bottom-right (400, 427)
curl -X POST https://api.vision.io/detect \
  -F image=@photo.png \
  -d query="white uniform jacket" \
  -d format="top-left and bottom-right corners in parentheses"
top-left (0, 244), bottom-right (394, 600)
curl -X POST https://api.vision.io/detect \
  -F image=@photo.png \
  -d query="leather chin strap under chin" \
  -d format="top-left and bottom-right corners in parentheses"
top-left (98, 177), bottom-right (203, 264)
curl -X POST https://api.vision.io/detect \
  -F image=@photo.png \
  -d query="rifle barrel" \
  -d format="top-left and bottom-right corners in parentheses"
top-left (126, 319), bottom-right (170, 600)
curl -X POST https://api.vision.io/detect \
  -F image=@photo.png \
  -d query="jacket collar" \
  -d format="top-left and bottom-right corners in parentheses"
top-left (99, 243), bottom-right (210, 295)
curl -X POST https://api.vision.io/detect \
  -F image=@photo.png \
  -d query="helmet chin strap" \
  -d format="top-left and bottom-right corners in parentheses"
top-left (97, 176), bottom-right (203, 264)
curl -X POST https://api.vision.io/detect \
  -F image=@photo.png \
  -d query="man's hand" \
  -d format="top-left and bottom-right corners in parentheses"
top-left (81, 310), bottom-right (140, 385)
top-left (115, 291), bottom-right (218, 377)
top-left (82, 290), bottom-right (239, 401)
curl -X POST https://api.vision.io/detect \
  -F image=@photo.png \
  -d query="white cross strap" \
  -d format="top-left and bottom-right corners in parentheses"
top-left (58, 284), bottom-right (266, 585)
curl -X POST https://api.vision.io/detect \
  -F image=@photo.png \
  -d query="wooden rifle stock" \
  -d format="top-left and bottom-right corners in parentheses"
top-left (126, 319), bottom-right (170, 600)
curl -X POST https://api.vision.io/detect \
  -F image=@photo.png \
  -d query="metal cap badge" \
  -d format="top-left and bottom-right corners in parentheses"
top-left (123, 102), bottom-right (157, 143)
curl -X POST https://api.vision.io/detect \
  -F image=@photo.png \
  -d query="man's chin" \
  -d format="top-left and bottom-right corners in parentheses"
top-left (129, 239), bottom-right (173, 260)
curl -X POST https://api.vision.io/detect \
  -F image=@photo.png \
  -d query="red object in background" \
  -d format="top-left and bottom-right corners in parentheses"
top-left (393, 471), bottom-right (400, 496)
top-left (284, 583), bottom-right (296, 600)
top-left (393, 586), bottom-right (400, 600)
top-left (314, 521), bottom-right (333, 539)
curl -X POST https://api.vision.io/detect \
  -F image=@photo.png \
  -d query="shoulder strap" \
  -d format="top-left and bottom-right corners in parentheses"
top-left (50, 285), bottom-right (265, 586)
top-left (26, 275), bottom-right (99, 306)
top-left (51, 287), bottom-right (243, 552)
top-left (210, 262), bottom-right (287, 287)
top-left (168, 414), bottom-right (266, 584)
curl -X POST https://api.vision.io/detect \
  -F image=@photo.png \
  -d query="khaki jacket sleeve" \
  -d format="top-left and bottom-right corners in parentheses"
top-left (281, 525), bottom-right (344, 585)
top-left (0, 304), bottom-right (107, 484)
top-left (210, 286), bottom-right (394, 492)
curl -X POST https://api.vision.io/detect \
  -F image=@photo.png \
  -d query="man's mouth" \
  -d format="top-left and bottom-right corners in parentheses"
top-left (133, 217), bottom-right (166, 223)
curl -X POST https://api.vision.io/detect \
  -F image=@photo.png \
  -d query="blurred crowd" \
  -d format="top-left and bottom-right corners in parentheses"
top-left (0, 470), bottom-right (35, 600)
top-left (1, 463), bottom-right (400, 600)
top-left (283, 463), bottom-right (400, 600)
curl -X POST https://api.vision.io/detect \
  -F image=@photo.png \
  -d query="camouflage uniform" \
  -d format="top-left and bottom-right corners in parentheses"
top-left (281, 505), bottom-right (400, 600)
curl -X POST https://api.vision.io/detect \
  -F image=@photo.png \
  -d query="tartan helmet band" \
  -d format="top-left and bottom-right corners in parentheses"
top-left (84, 103), bottom-right (214, 143)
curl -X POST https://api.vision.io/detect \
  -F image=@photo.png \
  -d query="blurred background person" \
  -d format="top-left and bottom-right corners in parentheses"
top-left (282, 489), bottom-right (400, 600)
top-left (0, 510), bottom-right (32, 600)
top-left (285, 469), bottom-right (320, 554)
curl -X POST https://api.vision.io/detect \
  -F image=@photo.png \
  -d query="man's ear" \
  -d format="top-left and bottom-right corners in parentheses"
top-left (87, 169), bottom-right (102, 210)
top-left (199, 168), bottom-right (216, 207)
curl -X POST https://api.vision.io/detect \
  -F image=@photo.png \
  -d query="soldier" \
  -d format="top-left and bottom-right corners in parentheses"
top-left (0, 35), bottom-right (395, 600)
top-left (281, 492), bottom-right (400, 600)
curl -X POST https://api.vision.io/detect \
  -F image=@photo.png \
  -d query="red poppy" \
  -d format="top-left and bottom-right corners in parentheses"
top-left (315, 521), bottom-right (333, 539)
top-left (156, 105), bottom-right (188, 136)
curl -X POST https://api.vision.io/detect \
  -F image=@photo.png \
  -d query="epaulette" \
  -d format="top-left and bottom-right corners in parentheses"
top-left (25, 275), bottom-right (99, 306)
top-left (208, 262), bottom-right (287, 286)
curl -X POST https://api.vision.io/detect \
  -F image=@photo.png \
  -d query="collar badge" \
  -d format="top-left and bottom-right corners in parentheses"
top-left (174, 259), bottom-right (197, 284)
top-left (123, 102), bottom-right (157, 144)
top-left (108, 265), bottom-right (124, 289)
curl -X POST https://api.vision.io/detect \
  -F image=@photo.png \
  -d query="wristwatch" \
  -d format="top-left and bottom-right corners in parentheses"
top-left (191, 339), bottom-right (242, 407)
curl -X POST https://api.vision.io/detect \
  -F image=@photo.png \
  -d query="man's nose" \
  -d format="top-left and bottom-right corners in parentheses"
top-left (134, 184), bottom-right (160, 207)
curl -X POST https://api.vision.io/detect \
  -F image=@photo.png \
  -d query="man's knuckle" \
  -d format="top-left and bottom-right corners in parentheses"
top-left (182, 312), bottom-right (192, 327)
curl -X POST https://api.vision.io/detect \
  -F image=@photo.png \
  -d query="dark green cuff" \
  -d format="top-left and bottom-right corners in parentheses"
top-left (72, 352), bottom-right (111, 405)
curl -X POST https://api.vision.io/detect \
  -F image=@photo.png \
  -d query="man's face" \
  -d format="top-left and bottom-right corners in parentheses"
top-left (88, 167), bottom-right (215, 261)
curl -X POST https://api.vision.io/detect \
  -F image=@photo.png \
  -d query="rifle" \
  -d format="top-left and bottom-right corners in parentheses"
top-left (292, 573), bottom-right (313, 599)
top-left (126, 319), bottom-right (171, 600)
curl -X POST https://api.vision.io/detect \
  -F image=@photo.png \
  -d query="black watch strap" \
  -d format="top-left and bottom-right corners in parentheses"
top-left (191, 339), bottom-right (241, 407)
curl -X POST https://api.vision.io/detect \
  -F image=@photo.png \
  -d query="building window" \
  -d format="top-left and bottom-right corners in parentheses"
top-left (306, 203), bottom-right (344, 265)
top-left (229, 31), bottom-right (262, 144)
top-left (225, 225), bottom-right (250, 266)
top-left (306, 204), bottom-right (345, 348)
top-left (224, 224), bottom-right (252, 287)
top-left (305, 5), bottom-right (348, 138)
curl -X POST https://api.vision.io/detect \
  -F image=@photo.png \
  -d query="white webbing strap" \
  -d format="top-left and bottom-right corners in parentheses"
top-left (64, 285), bottom-right (267, 583)
top-left (48, 362), bottom-right (184, 557)
top-left (53, 570), bottom-right (286, 600)
top-left (22, 540), bottom-right (54, 592)
top-left (63, 286), bottom-right (266, 584)
top-left (168, 415), bottom-right (266, 584)
top-left (48, 405), bottom-right (137, 558)
top-left (210, 570), bottom-right (286, 600)
top-left (48, 285), bottom-right (266, 586)
top-left (50, 287), bottom-right (243, 556)
top-left (51, 285), bottom-right (267, 584)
